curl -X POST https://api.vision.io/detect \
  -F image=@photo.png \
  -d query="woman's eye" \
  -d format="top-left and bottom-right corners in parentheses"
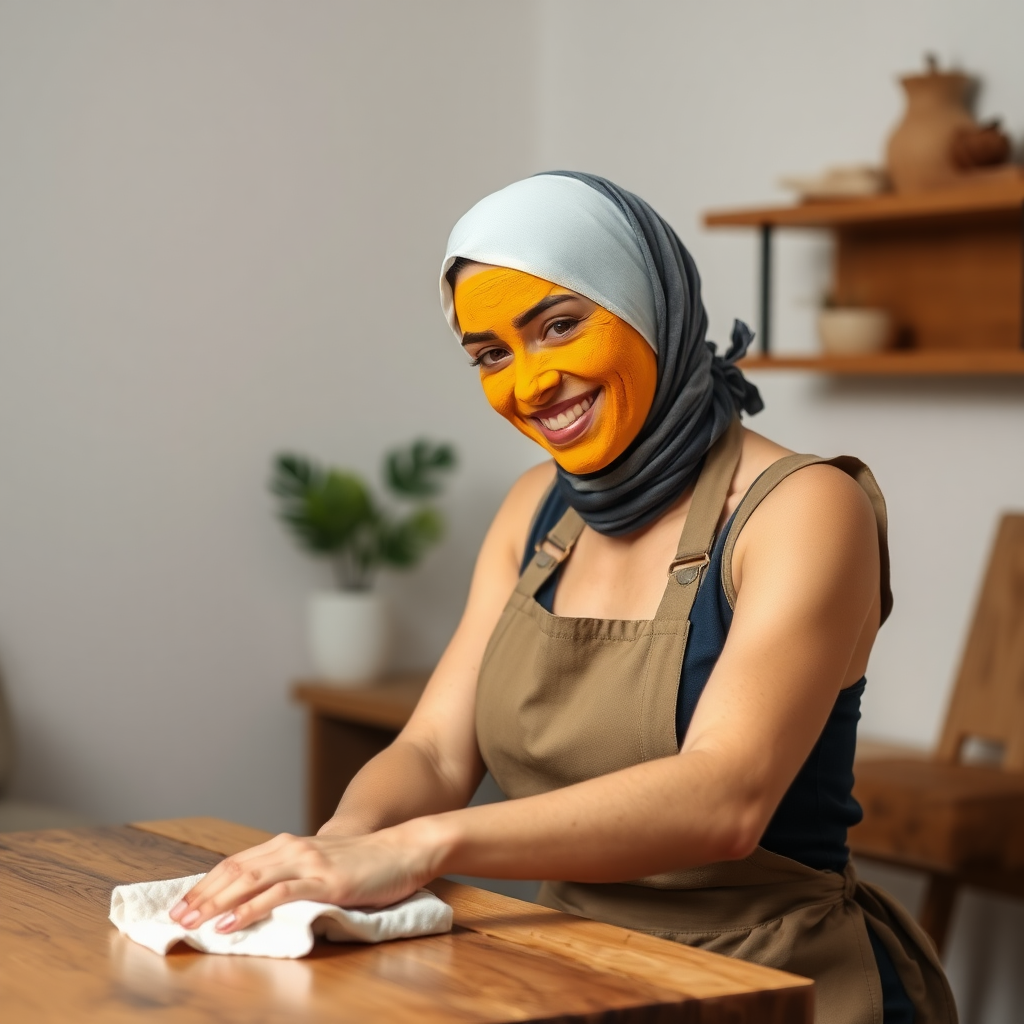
top-left (548, 318), bottom-right (577, 338)
top-left (470, 348), bottom-right (510, 368)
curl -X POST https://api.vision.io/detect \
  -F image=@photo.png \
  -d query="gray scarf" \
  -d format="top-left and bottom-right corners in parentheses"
top-left (545, 171), bottom-right (763, 536)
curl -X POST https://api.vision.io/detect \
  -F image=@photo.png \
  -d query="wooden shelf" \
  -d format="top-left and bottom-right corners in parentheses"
top-left (705, 173), bottom-right (1024, 229)
top-left (740, 349), bottom-right (1024, 375)
top-left (705, 175), bottom-right (1024, 371)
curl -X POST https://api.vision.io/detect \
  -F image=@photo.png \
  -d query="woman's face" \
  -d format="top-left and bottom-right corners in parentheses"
top-left (453, 264), bottom-right (657, 475)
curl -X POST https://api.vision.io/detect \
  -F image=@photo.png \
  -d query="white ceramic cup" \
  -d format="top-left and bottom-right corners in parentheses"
top-left (817, 308), bottom-right (893, 356)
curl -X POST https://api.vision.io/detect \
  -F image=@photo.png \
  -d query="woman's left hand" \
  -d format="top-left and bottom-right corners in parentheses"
top-left (167, 820), bottom-right (445, 934)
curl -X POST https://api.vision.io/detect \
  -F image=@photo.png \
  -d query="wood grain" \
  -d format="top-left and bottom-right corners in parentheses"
top-left (426, 880), bottom-right (809, 1000)
top-left (2, 821), bottom-right (812, 1023)
top-left (851, 758), bottom-right (1024, 870)
top-left (835, 218), bottom-right (1022, 351)
top-left (132, 817), bottom-right (275, 856)
top-left (703, 174), bottom-right (1024, 228)
top-left (938, 514), bottom-right (1024, 769)
top-left (292, 675), bottom-right (429, 731)
top-left (739, 350), bottom-right (1024, 375)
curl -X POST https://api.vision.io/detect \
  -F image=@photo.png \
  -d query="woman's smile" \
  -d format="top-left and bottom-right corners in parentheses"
top-left (530, 389), bottom-right (600, 446)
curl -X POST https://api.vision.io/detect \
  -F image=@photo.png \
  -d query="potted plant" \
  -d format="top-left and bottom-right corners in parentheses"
top-left (271, 440), bottom-right (456, 685)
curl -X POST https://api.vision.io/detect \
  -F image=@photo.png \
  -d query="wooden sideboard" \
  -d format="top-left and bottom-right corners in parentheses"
top-left (292, 674), bottom-right (429, 833)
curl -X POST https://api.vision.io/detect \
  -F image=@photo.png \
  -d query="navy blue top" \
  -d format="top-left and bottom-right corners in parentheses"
top-left (523, 486), bottom-right (864, 873)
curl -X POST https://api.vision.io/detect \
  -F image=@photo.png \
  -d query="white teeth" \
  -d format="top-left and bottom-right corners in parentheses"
top-left (539, 394), bottom-right (594, 431)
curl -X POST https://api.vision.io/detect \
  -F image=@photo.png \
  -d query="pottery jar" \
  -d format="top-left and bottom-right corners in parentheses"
top-left (886, 68), bottom-right (975, 192)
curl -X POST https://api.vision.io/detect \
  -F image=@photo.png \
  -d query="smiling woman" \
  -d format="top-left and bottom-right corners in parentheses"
top-left (170, 172), bottom-right (954, 1024)
top-left (453, 265), bottom-right (657, 474)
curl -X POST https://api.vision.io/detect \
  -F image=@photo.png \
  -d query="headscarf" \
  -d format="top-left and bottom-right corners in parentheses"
top-left (441, 171), bottom-right (763, 536)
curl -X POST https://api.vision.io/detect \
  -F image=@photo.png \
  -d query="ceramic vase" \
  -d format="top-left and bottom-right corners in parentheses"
top-left (307, 590), bottom-right (389, 686)
top-left (886, 65), bottom-right (975, 193)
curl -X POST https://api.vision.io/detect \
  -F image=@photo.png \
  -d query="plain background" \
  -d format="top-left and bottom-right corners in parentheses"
top-left (1, 2), bottom-right (1022, 1020)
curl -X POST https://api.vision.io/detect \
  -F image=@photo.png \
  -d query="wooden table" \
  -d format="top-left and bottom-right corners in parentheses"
top-left (1, 817), bottom-right (812, 1022)
top-left (293, 674), bottom-right (429, 833)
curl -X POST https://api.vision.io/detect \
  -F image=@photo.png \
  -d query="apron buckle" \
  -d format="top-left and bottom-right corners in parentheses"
top-left (667, 553), bottom-right (710, 586)
top-left (534, 535), bottom-right (576, 569)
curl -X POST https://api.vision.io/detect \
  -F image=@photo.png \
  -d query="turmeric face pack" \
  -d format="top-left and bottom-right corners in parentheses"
top-left (454, 266), bottom-right (657, 475)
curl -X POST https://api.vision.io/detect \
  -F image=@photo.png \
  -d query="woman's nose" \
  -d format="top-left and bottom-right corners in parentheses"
top-left (516, 366), bottom-right (561, 406)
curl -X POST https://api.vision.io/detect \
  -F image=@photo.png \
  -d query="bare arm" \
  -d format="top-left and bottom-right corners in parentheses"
top-left (171, 465), bottom-right (879, 931)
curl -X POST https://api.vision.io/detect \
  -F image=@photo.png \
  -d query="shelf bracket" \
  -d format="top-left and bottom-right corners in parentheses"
top-left (759, 224), bottom-right (773, 355)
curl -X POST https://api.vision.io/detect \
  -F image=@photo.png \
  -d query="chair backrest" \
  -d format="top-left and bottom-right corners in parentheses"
top-left (937, 513), bottom-right (1024, 771)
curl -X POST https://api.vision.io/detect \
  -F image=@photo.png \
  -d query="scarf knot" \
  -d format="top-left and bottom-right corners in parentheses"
top-left (709, 319), bottom-right (765, 418)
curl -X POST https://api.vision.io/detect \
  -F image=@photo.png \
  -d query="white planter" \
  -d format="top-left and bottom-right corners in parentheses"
top-left (306, 590), bottom-right (389, 686)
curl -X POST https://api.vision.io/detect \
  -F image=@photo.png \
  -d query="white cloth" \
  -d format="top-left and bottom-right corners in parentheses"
top-left (440, 174), bottom-right (657, 349)
top-left (109, 873), bottom-right (453, 959)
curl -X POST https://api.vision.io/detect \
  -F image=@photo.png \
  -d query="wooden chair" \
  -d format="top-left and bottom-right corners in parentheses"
top-left (850, 513), bottom-right (1024, 955)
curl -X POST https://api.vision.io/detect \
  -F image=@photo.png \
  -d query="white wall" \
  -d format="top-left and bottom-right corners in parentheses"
top-left (535, 2), bottom-right (1024, 1020)
top-left (1, 1), bottom-right (1022, 1018)
top-left (0, 0), bottom-right (543, 832)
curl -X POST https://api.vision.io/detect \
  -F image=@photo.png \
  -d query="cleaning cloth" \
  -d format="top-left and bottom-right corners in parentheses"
top-left (109, 873), bottom-right (453, 958)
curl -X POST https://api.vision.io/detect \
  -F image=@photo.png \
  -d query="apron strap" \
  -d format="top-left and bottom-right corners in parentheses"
top-left (720, 453), bottom-right (893, 625)
top-left (516, 416), bottom-right (744, 605)
top-left (653, 417), bottom-right (744, 623)
top-left (514, 504), bottom-right (586, 598)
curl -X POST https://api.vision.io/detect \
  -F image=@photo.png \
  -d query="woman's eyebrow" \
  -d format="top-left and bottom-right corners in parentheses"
top-left (512, 294), bottom-right (578, 330)
top-left (461, 330), bottom-right (499, 348)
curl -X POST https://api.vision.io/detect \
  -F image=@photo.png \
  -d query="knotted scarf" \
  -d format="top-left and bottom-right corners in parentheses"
top-left (441, 171), bottom-right (763, 536)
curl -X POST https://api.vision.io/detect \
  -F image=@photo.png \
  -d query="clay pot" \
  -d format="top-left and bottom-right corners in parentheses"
top-left (950, 120), bottom-right (1012, 170)
top-left (886, 59), bottom-right (975, 193)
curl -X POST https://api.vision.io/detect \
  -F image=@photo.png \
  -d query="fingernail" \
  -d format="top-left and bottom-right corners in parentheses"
top-left (215, 913), bottom-right (236, 932)
top-left (181, 909), bottom-right (200, 928)
top-left (169, 900), bottom-right (188, 920)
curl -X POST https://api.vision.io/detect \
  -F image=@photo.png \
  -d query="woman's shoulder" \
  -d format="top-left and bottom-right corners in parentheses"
top-left (485, 460), bottom-right (558, 572)
top-left (730, 429), bottom-right (881, 607)
top-left (734, 427), bottom-right (878, 519)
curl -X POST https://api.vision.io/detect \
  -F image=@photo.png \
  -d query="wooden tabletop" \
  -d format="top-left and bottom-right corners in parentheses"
top-left (292, 674), bottom-right (430, 730)
top-left (1, 816), bottom-right (812, 1022)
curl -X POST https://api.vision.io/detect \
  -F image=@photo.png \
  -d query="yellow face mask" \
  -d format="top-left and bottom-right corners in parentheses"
top-left (453, 266), bottom-right (658, 475)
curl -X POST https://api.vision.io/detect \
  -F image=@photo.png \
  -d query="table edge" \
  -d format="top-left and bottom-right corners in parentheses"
top-left (127, 817), bottom-right (813, 1006)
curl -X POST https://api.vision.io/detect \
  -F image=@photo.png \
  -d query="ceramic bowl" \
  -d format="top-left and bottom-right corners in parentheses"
top-left (817, 308), bottom-right (893, 356)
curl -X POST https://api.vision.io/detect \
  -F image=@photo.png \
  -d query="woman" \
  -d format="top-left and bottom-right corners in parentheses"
top-left (172, 173), bottom-right (955, 1023)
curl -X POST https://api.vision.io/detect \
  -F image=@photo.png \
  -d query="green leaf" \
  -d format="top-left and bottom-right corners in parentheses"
top-left (270, 454), bottom-right (376, 554)
top-left (377, 508), bottom-right (444, 567)
top-left (270, 454), bottom-right (321, 499)
top-left (385, 440), bottom-right (457, 498)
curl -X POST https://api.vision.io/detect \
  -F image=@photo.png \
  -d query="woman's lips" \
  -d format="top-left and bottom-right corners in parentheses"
top-left (529, 390), bottom-right (600, 446)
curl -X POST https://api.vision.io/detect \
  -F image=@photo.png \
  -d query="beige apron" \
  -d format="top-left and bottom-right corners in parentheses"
top-left (476, 419), bottom-right (957, 1024)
